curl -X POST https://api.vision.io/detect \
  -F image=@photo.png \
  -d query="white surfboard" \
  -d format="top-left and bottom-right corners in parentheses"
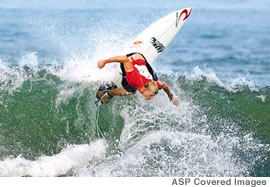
top-left (113, 8), bottom-right (192, 87)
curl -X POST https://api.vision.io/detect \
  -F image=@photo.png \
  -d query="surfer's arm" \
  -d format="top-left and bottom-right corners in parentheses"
top-left (159, 82), bottom-right (179, 106)
top-left (97, 56), bottom-right (133, 72)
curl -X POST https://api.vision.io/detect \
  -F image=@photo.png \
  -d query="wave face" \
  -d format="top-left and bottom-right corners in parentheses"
top-left (0, 60), bottom-right (269, 176)
top-left (0, 6), bottom-right (270, 176)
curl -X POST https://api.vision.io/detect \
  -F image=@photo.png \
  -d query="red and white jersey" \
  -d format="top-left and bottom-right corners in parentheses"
top-left (126, 57), bottom-right (160, 90)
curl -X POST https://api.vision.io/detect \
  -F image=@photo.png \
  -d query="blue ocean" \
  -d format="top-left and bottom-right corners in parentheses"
top-left (0, 0), bottom-right (269, 176)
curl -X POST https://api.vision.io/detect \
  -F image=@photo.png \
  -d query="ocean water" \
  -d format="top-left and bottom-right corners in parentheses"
top-left (0, 0), bottom-right (270, 177)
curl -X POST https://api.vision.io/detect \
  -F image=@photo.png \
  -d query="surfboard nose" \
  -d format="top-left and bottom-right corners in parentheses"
top-left (177, 8), bottom-right (192, 22)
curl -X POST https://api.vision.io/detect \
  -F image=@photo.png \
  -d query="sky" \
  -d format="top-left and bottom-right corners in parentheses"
top-left (0, 0), bottom-right (268, 10)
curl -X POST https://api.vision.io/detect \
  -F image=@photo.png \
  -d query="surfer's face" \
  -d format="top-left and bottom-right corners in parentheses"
top-left (143, 89), bottom-right (158, 100)
top-left (143, 81), bottom-right (158, 100)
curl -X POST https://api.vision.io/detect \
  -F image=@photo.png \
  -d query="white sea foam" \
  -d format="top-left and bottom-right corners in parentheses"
top-left (53, 55), bottom-right (118, 83)
top-left (76, 92), bottom-right (266, 177)
top-left (189, 66), bottom-right (236, 92)
top-left (18, 52), bottom-right (39, 72)
top-left (256, 95), bottom-right (266, 103)
top-left (188, 66), bottom-right (259, 93)
top-left (0, 53), bottom-right (40, 95)
top-left (0, 139), bottom-right (107, 177)
top-left (78, 130), bottom-right (257, 177)
top-left (45, 22), bottom-right (129, 84)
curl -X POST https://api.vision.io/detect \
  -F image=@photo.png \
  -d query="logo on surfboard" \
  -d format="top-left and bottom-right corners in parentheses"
top-left (130, 40), bottom-right (143, 48)
top-left (176, 8), bottom-right (192, 27)
top-left (150, 37), bottom-right (165, 53)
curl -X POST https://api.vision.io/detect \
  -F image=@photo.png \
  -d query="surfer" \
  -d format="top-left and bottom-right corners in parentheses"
top-left (96, 53), bottom-right (179, 106)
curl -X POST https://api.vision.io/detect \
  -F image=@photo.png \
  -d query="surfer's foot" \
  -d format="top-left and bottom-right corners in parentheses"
top-left (96, 91), bottom-right (111, 104)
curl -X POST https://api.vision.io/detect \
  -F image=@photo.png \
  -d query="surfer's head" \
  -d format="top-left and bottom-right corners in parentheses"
top-left (142, 81), bottom-right (159, 100)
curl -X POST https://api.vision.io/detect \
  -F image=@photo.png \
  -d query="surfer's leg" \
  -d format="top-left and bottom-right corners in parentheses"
top-left (108, 87), bottom-right (134, 96)
top-left (96, 82), bottom-right (117, 104)
top-left (96, 87), bottom-right (134, 104)
top-left (96, 90), bottom-right (110, 104)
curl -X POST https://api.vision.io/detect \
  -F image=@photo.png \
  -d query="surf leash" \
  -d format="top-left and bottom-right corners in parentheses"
top-left (95, 96), bottom-right (108, 139)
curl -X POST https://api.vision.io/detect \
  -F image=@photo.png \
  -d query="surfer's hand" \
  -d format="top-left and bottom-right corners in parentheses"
top-left (97, 60), bottom-right (106, 69)
top-left (170, 97), bottom-right (180, 106)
